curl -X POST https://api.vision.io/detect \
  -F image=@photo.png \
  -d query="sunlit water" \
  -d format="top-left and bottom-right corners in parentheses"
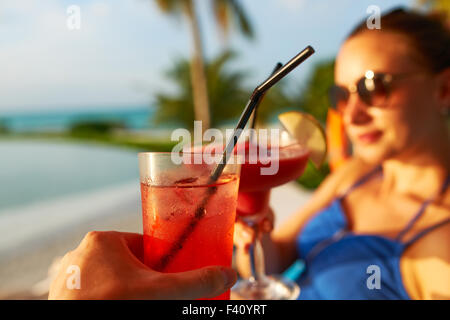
top-left (0, 140), bottom-right (139, 212)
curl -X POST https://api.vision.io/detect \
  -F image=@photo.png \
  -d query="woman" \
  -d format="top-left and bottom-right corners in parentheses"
top-left (49, 8), bottom-right (448, 301)
top-left (235, 8), bottom-right (450, 300)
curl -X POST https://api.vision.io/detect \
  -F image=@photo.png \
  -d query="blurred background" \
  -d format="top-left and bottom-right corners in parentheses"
top-left (0, 0), bottom-right (448, 299)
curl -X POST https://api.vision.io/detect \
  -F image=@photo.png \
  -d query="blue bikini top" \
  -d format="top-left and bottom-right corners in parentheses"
top-left (295, 166), bottom-right (450, 300)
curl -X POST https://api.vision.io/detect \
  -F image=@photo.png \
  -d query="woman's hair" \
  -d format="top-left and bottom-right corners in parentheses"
top-left (347, 8), bottom-right (450, 73)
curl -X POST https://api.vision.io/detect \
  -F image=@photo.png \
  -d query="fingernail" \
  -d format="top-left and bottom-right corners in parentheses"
top-left (220, 267), bottom-right (237, 288)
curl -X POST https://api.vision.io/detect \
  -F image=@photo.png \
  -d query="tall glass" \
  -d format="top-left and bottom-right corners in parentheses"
top-left (138, 152), bottom-right (240, 300)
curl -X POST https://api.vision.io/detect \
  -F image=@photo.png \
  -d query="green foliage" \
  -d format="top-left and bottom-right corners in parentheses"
top-left (0, 119), bottom-right (9, 134)
top-left (213, 0), bottom-right (254, 39)
top-left (296, 161), bottom-right (330, 190)
top-left (291, 59), bottom-right (335, 187)
top-left (207, 51), bottom-right (250, 127)
top-left (153, 51), bottom-right (249, 129)
top-left (153, 54), bottom-right (336, 188)
top-left (95, 136), bottom-right (176, 152)
top-left (153, 57), bottom-right (195, 128)
top-left (69, 120), bottom-right (126, 137)
top-left (417, 0), bottom-right (450, 15)
top-left (255, 59), bottom-right (335, 127)
top-left (153, 51), bottom-right (303, 129)
top-left (156, 0), bottom-right (254, 39)
top-left (297, 60), bottom-right (335, 124)
top-left (2, 131), bottom-right (176, 152)
top-left (253, 78), bottom-right (301, 127)
top-left (155, 0), bottom-right (254, 129)
top-left (155, 0), bottom-right (179, 14)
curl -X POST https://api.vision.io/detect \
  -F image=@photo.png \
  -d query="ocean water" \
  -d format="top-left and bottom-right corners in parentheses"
top-left (0, 140), bottom-right (139, 212)
top-left (0, 107), bottom-right (154, 132)
top-left (0, 109), bottom-right (162, 259)
top-left (0, 108), bottom-right (158, 212)
top-left (0, 139), bottom-right (145, 259)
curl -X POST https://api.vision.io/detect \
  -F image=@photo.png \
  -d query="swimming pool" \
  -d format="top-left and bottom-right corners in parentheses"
top-left (0, 140), bottom-right (139, 212)
top-left (0, 139), bottom-right (142, 256)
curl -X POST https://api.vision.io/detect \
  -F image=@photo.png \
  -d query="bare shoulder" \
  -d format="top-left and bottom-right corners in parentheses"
top-left (293, 157), bottom-right (370, 214)
top-left (331, 157), bottom-right (380, 196)
top-left (439, 185), bottom-right (450, 208)
top-left (401, 207), bottom-right (450, 300)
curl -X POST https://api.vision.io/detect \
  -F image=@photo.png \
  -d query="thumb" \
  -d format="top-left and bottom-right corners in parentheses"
top-left (155, 266), bottom-right (237, 300)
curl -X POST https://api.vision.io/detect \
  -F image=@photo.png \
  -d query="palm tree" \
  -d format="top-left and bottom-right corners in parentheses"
top-left (153, 51), bottom-right (295, 130)
top-left (297, 60), bottom-right (335, 124)
top-left (154, 0), bottom-right (253, 131)
top-left (416, 0), bottom-right (450, 23)
top-left (153, 51), bottom-right (249, 129)
top-left (417, 0), bottom-right (450, 11)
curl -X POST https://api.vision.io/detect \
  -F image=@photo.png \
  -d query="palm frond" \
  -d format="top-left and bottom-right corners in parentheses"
top-left (226, 0), bottom-right (254, 39)
top-left (155, 0), bottom-right (178, 13)
top-left (213, 0), bottom-right (230, 36)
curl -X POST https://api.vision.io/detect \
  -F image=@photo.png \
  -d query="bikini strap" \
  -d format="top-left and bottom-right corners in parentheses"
top-left (403, 218), bottom-right (450, 248)
top-left (396, 174), bottom-right (450, 242)
top-left (338, 165), bottom-right (383, 200)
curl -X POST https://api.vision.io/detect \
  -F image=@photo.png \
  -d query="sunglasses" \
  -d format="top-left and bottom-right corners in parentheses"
top-left (328, 70), bottom-right (417, 111)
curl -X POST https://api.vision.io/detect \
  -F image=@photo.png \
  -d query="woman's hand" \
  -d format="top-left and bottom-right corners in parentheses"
top-left (233, 207), bottom-right (274, 253)
top-left (48, 231), bottom-right (237, 300)
top-left (233, 207), bottom-right (274, 279)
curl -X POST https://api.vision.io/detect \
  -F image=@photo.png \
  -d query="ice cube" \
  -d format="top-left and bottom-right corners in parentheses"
top-left (174, 177), bottom-right (198, 185)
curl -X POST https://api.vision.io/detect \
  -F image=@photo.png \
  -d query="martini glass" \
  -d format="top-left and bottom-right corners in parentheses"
top-left (231, 127), bottom-right (309, 300)
top-left (142, 46), bottom-right (317, 300)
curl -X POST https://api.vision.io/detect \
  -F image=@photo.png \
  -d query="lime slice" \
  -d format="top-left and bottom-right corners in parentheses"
top-left (278, 111), bottom-right (327, 168)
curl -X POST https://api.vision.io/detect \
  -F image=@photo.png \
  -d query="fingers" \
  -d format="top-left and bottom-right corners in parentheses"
top-left (70, 231), bottom-right (237, 300)
top-left (260, 207), bottom-right (275, 232)
top-left (118, 232), bottom-right (144, 262)
top-left (233, 221), bottom-right (255, 251)
top-left (260, 217), bottom-right (273, 233)
top-left (79, 231), bottom-right (144, 262)
top-left (117, 231), bottom-right (143, 246)
top-left (151, 266), bottom-right (237, 300)
top-left (234, 210), bottom-right (273, 250)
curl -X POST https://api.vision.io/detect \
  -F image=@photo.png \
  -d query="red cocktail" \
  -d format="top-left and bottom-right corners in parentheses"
top-left (231, 129), bottom-right (310, 300)
top-left (237, 141), bottom-right (309, 216)
top-left (138, 152), bottom-right (240, 300)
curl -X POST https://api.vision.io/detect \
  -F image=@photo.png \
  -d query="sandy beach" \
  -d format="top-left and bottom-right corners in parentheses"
top-left (0, 181), bottom-right (142, 299)
top-left (0, 181), bottom-right (311, 299)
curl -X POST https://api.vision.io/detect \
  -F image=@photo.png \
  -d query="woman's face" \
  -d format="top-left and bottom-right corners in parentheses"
top-left (335, 31), bottom-right (443, 164)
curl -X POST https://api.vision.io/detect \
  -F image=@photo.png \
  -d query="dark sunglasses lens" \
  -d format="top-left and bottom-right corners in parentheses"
top-left (357, 76), bottom-right (389, 107)
top-left (328, 86), bottom-right (349, 111)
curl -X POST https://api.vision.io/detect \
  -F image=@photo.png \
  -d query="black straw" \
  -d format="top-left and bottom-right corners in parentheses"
top-left (250, 62), bottom-right (283, 132)
top-left (210, 45), bottom-right (314, 182)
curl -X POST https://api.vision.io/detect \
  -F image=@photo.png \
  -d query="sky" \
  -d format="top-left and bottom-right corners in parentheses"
top-left (0, 0), bottom-right (413, 113)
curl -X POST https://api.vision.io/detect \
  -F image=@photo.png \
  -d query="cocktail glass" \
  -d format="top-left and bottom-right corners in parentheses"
top-left (138, 152), bottom-right (240, 300)
top-left (231, 128), bottom-right (309, 300)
